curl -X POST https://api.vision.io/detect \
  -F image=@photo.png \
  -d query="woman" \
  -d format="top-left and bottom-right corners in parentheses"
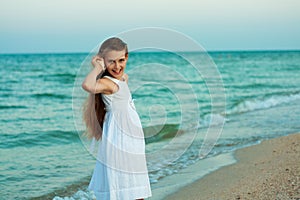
top-left (82, 37), bottom-right (152, 200)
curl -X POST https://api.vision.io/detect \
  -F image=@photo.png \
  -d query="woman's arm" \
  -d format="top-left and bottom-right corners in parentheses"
top-left (82, 56), bottom-right (114, 94)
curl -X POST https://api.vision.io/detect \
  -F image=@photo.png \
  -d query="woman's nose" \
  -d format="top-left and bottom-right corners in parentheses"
top-left (114, 61), bottom-right (121, 69)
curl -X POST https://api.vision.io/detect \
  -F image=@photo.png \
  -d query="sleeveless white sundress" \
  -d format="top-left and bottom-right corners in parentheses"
top-left (88, 75), bottom-right (152, 200)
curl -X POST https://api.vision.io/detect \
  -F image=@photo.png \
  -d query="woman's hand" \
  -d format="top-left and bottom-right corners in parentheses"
top-left (91, 55), bottom-right (105, 71)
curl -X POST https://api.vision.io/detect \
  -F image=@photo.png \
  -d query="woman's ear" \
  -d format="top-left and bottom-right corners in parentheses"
top-left (125, 53), bottom-right (129, 59)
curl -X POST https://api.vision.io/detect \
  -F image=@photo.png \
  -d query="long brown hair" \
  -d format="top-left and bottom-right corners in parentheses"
top-left (83, 37), bottom-right (128, 140)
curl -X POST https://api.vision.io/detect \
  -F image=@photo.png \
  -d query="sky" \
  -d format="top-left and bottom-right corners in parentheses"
top-left (0, 0), bottom-right (299, 53)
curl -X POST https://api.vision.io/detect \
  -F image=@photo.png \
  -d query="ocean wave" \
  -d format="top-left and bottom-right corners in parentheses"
top-left (0, 105), bottom-right (28, 109)
top-left (198, 114), bottom-right (228, 128)
top-left (31, 93), bottom-right (71, 99)
top-left (229, 82), bottom-right (287, 89)
top-left (53, 190), bottom-right (95, 200)
top-left (43, 73), bottom-right (76, 84)
top-left (0, 130), bottom-right (80, 149)
top-left (227, 91), bottom-right (300, 115)
top-left (1, 124), bottom-right (182, 149)
top-left (214, 136), bottom-right (263, 149)
top-left (143, 124), bottom-right (183, 144)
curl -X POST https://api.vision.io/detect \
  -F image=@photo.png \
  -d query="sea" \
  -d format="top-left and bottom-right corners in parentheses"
top-left (0, 50), bottom-right (300, 200)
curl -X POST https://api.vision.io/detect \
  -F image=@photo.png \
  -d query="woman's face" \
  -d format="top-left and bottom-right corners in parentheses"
top-left (103, 50), bottom-right (128, 80)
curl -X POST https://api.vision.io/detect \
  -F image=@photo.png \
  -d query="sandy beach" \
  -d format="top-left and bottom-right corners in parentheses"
top-left (165, 133), bottom-right (300, 200)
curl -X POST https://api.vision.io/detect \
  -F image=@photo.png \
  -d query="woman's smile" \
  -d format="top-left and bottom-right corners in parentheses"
top-left (112, 68), bottom-right (122, 75)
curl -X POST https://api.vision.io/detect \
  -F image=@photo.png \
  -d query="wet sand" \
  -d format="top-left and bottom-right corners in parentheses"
top-left (165, 133), bottom-right (300, 200)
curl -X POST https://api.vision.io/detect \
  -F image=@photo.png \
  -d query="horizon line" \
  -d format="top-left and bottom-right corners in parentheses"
top-left (1, 48), bottom-right (300, 55)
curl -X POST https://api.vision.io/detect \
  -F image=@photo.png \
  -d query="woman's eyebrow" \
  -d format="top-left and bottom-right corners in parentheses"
top-left (108, 56), bottom-right (126, 62)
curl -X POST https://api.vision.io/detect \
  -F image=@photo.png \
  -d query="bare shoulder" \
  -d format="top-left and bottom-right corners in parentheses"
top-left (123, 73), bottom-right (129, 83)
top-left (98, 78), bottom-right (119, 94)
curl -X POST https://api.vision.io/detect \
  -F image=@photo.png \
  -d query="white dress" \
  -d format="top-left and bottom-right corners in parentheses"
top-left (88, 76), bottom-right (152, 200)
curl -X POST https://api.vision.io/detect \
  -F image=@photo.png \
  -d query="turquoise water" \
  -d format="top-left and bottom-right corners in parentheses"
top-left (0, 51), bottom-right (300, 199)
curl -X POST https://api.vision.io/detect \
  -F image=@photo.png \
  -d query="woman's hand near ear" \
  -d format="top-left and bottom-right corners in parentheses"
top-left (91, 55), bottom-right (105, 71)
top-left (82, 55), bottom-right (106, 94)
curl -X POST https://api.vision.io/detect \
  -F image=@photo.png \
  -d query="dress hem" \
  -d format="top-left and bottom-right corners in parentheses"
top-left (88, 185), bottom-right (152, 200)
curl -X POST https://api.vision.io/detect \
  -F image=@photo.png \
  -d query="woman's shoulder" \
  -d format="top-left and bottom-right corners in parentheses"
top-left (123, 74), bottom-right (129, 83)
top-left (98, 77), bottom-right (119, 94)
top-left (101, 74), bottom-right (128, 85)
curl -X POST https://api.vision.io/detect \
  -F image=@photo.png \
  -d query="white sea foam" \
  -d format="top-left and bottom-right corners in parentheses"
top-left (198, 113), bottom-right (229, 128)
top-left (53, 190), bottom-right (96, 200)
top-left (227, 92), bottom-right (300, 115)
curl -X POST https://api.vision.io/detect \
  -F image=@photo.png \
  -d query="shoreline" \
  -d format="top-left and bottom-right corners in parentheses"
top-left (165, 133), bottom-right (300, 200)
top-left (31, 133), bottom-right (299, 200)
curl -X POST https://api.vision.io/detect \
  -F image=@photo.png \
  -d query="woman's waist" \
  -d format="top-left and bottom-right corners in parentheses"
top-left (104, 105), bottom-right (129, 112)
top-left (104, 99), bottom-right (136, 112)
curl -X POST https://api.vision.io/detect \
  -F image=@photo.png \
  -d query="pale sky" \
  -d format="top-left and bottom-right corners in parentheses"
top-left (0, 0), bottom-right (299, 53)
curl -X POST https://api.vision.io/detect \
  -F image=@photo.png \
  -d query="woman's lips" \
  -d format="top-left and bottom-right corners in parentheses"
top-left (113, 69), bottom-right (122, 75)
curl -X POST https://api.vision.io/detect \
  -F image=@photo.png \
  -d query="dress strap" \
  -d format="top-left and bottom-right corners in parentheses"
top-left (103, 76), bottom-right (119, 85)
